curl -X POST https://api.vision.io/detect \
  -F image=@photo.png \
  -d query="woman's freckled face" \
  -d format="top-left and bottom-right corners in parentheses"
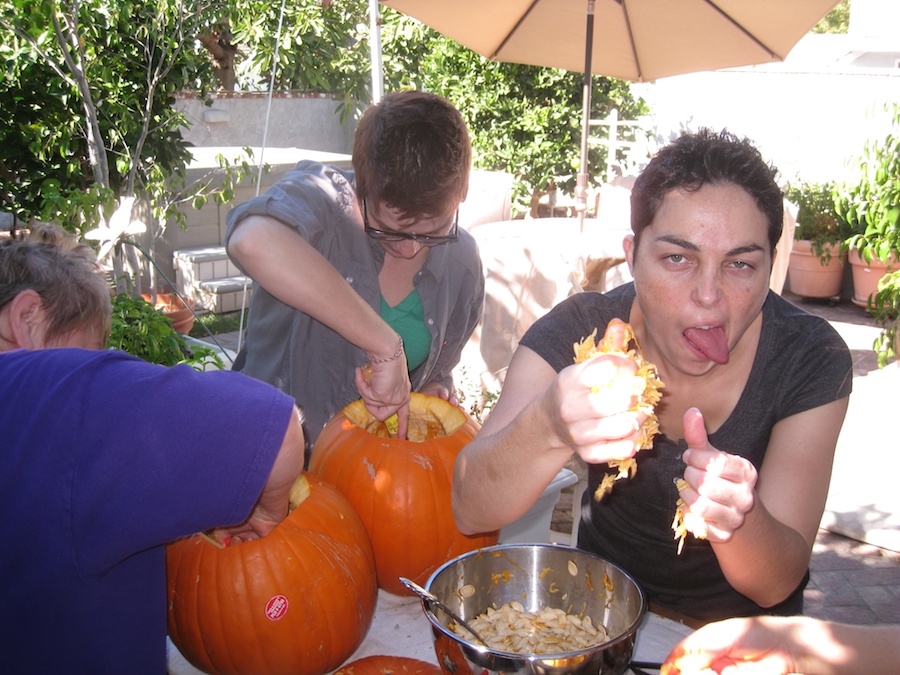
top-left (626, 183), bottom-right (772, 376)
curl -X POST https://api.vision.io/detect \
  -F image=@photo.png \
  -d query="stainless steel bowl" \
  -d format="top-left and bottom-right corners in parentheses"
top-left (423, 544), bottom-right (646, 675)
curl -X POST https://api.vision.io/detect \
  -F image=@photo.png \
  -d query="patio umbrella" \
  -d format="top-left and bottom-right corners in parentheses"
top-left (380, 0), bottom-right (841, 225)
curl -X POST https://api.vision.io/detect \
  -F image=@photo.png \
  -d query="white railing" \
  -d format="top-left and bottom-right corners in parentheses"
top-left (588, 108), bottom-right (651, 182)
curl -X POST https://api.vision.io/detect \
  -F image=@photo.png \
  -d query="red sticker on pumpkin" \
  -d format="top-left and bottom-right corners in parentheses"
top-left (264, 594), bottom-right (289, 621)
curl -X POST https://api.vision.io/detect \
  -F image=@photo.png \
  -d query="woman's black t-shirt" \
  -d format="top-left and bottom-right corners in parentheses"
top-left (520, 283), bottom-right (852, 622)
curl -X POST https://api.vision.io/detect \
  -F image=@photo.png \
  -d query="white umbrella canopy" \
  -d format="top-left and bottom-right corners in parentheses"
top-left (380, 0), bottom-right (840, 222)
top-left (380, 0), bottom-right (840, 83)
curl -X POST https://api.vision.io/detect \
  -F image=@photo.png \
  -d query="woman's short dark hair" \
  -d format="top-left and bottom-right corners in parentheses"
top-left (353, 90), bottom-right (472, 221)
top-left (630, 129), bottom-right (783, 254)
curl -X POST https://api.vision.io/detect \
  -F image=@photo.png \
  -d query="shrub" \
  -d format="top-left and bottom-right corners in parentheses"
top-left (107, 294), bottom-right (223, 370)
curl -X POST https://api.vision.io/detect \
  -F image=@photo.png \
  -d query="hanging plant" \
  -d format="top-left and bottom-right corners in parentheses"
top-left (166, 473), bottom-right (378, 675)
top-left (309, 393), bottom-right (499, 595)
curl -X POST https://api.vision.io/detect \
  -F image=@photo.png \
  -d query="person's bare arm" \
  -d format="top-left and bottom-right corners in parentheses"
top-left (662, 615), bottom-right (900, 675)
top-left (677, 397), bottom-right (848, 607)
top-left (214, 407), bottom-right (306, 543)
top-left (228, 215), bottom-right (410, 435)
top-left (452, 335), bottom-right (647, 535)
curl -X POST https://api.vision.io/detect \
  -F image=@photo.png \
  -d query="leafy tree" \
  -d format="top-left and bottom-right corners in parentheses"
top-left (812, 0), bottom-right (850, 34)
top-left (0, 0), bottom-right (253, 294)
top-left (202, 4), bottom-right (647, 210)
top-left (378, 11), bottom-right (649, 211)
top-left (225, 0), bottom-right (369, 119)
top-left (1, 0), bottom-right (645, 270)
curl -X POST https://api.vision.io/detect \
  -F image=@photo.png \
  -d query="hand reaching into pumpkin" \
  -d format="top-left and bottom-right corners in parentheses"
top-left (211, 512), bottom-right (280, 545)
top-left (419, 380), bottom-right (459, 407)
top-left (212, 407), bottom-right (306, 544)
top-left (356, 350), bottom-right (411, 439)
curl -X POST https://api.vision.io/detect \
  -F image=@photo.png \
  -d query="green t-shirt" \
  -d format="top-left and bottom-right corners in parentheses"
top-left (381, 291), bottom-right (430, 372)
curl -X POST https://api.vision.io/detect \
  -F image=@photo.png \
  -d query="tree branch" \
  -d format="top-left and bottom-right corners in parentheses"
top-left (49, 1), bottom-right (111, 189)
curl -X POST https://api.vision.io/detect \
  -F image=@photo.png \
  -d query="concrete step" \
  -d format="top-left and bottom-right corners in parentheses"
top-left (195, 276), bottom-right (251, 314)
top-left (173, 246), bottom-right (250, 314)
top-left (198, 276), bottom-right (252, 294)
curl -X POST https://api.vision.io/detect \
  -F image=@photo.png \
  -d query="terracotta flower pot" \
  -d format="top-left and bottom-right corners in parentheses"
top-left (141, 292), bottom-right (195, 333)
top-left (787, 240), bottom-right (846, 299)
top-left (848, 249), bottom-right (899, 308)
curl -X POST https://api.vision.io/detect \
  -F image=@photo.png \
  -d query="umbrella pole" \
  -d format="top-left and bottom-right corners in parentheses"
top-left (576, 0), bottom-right (595, 233)
top-left (369, 0), bottom-right (384, 103)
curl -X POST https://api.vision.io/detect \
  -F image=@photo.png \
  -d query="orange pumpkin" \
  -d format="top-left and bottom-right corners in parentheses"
top-left (334, 655), bottom-right (442, 675)
top-left (166, 473), bottom-right (377, 675)
top-left (433, 633), bottom-right (475, 675)
top-left (309, 393), bottom-right (499, 595)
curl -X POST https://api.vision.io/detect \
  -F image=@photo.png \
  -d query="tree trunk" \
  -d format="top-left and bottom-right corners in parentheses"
top-left (199, 25), bottom-right (237, 91)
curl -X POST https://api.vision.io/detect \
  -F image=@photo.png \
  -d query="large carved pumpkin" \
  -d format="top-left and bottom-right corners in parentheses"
top-left (166, 473), bottom-right (377, 675)
top-left (334, 655), bottom-right (442, 675)
top-left (309, 393), bottom-right (499, 595)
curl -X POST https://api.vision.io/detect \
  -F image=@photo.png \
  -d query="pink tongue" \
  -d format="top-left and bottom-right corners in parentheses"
top-left (684, 327), bottom-right (729, 364)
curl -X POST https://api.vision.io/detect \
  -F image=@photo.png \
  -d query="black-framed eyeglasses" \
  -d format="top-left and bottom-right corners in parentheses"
top-left (363, 200), bottom-right (459, 246)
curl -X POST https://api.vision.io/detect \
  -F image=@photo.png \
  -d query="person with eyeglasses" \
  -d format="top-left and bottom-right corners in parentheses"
top-left (225, 90), bottom-right (484, 454)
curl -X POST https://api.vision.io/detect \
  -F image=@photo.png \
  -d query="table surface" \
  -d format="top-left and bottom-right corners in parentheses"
top-left (167, 589), bottom-right (694, 674)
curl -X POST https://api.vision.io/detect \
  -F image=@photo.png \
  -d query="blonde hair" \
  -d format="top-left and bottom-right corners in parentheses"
top-left (1, 224), bottom-right (112, 344)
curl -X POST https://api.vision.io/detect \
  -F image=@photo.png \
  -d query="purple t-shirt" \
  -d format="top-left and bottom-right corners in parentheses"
top-left (0, 348), bottom-right (295, 673)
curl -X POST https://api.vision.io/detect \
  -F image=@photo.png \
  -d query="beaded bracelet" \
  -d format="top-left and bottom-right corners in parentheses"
top-left (367, 334), bottom-right (404, 364)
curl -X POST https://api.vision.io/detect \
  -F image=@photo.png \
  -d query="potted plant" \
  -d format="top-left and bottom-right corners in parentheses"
top-left (140, 290), bottom-right (196, 334)
top-left (834, 103), bottom-right (900, 308)
top-left (785, 180), bottom-right (850, 299)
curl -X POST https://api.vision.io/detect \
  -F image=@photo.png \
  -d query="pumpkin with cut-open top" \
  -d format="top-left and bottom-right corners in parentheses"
top-left (309, 393), bottom-right (499, 595)
top-left (166, 473), bottom-right (377, 675)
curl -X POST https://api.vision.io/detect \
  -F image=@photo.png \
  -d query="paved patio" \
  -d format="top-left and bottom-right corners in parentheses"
top-left (785, 291), bottom-right (900, 555)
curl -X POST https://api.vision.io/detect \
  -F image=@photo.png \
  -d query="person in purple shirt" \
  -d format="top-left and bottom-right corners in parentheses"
top-left (0, 226), bottom-right (305, 673)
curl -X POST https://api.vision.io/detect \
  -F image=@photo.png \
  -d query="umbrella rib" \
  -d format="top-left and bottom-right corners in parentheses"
top-left (619, 0), bottom-right (643, 82)
top-left (703, 0), bottom-right (778, 59)
top-left (489, 0), bottom-right (543, 60)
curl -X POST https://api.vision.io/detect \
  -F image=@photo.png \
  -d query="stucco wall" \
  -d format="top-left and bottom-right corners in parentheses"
top-left (175, 92), bottom-right (356, 154)
top-left (146, 94), bottom-right (358, 282)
